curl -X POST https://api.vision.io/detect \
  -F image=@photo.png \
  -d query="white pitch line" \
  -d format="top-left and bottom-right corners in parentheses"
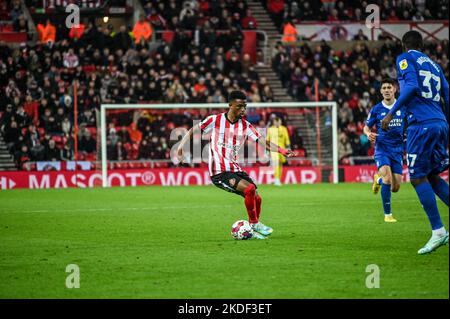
top-left (0, 204), bottom-right (234, 214)
top-left (0, 199), bottom-right (419, 214)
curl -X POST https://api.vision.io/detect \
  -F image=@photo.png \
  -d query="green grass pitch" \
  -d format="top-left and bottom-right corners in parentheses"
top-left (0, 183), bottom-right (448, 298)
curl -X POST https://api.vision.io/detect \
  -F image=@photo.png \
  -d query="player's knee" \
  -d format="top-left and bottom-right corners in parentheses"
top-left (392, 185), bottom-right (400, 193)
top-left (382, 176), bottom-right (391, 185)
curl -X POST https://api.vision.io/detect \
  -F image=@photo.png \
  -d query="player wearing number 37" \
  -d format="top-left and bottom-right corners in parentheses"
top-left (380, 31), bottom-right (449, 254)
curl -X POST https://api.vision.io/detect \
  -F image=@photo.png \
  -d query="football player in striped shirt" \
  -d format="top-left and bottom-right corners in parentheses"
top-left (176, 91), bottom-right (295, 239)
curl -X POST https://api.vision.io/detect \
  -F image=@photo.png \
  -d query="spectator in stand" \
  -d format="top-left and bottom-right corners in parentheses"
top-left (241, 9), bottom-right (258, 29)
top-left (412, 11), bottom-right (425, 21)
top-left (282, 20), bottom-right (298, 43)
top-left (267, 0), bottom-right (284, 30)
top-left (132, 14), bottom-right (153, 44)
top-left (117, 126), bottom-right (132, 145)
top-left (338, 132), bottom-right (352, 163)
top-left (61, 117), bottom-right (72, 136)
top-left (14, 144), bottom-right (30, 168)
top-left (108, 128), bottom-right (119, 147)
top-left (3, 120), bottom-right (20, 151)
top-left (79, 109), bottom-right (96, 127)
top-left (63, 48), bottom-right (79, 69)
top-left (387, 9), bottom-right (399, 21)
top-left (61, 142), bottom-right (74, 161)
top-left (15, 104), bottom-right (31, 129)
top-left (146, 8), bottom-right (167, 30)
top-left (108, 140), bottom-right (128, 161)
top-left (328, 8), bottom-right (340, 22)
top-left (353, 29), bottom-right (368, 41)
top-left (44, 139), bottom-right (60, 161)
top-left (138, 139), bottom-right (152, 159)
top-left (36, 19), bottom-right (56, 45)
top-left (113, 25), bottom-right (132, 52)
top-left (68, 23), bottom-right (85, 41)
top-left (30, 139), bottom-right (45, 161)
top-left (13, 15), bottom-right (29, 33)
top-left (78, 129), bottom-right (97, 154)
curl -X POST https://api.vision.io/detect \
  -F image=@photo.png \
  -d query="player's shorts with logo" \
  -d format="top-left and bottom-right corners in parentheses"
top-left (406, 119), bottom-right (449, 178)
top-left (211, 171), bottom-right (257, 197)
top-left (374, 145), bottom-right (404, 175)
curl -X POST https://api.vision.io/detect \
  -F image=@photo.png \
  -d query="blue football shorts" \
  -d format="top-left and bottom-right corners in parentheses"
top-left (406, 119), bottom-right (449, 179)
top-left (374, 149), bottom-right (404, 175)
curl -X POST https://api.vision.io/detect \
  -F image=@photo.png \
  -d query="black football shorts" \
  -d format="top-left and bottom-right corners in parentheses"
top-left (211, 171), bottom-right (257, 197)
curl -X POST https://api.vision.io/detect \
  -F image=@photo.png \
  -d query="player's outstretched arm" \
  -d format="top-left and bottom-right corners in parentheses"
top-left (259, 139), bottom-right (295, 157)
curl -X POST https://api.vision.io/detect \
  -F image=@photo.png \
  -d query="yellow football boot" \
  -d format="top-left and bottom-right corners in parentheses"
top-left (372, 173), bottom-right (381, 194)
top-left (384, 215), bottom-right (397, 223)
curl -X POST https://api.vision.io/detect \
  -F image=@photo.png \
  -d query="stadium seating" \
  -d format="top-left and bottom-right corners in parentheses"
top-left (0, 0), bottom-right (30, 42)
top-left (264, 0), bottom-right (448, 27)
top-left (0, 0), bottom-right (272, 170)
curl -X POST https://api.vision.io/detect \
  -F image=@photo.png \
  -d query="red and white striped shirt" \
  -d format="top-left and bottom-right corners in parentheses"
top-left (200, 112), bottom-right (261, 176)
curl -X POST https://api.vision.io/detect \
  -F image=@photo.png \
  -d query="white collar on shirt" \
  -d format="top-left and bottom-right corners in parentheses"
top-left (382, 99), bottom-right (396, 110)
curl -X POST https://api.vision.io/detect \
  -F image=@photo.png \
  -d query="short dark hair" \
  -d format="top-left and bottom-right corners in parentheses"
top-left (381, 77), bottom-right (397, 86)
top-left (402, 30), bottom-right (423, 51)
top-left (228, 90), bottom-right (246, 102)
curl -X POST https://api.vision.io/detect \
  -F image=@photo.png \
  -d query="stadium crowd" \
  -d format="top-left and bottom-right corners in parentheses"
top-left (271, 38), bottom-right (449, 163)
top-left (139, 0), bottom-right (258, 31)
top-left (0, 0), bottom-right (275, 169)
top-left (265, 0), bottom-right (449, 29)
top-left (0, 0), bottom-right (30, 35)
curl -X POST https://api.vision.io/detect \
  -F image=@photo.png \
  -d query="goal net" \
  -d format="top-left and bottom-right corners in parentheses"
top-left (97, 102), bottom-right (338, 187)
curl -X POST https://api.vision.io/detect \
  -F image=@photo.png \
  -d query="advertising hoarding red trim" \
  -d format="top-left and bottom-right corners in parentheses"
top-left (0, 166), bottom-right (447, 190)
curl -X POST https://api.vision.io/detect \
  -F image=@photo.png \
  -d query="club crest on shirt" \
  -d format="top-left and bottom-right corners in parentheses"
top-left (399, 59), bottom-right (408, 70)
top-left (396, 110), bottom-right (401, 116)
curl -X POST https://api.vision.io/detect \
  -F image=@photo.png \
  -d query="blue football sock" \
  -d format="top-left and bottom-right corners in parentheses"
top-left (415, 182), bottom-right (443, 230)
top-left (381, 183), bottom-right (391, 215)
top-left (431, 177), bottom-right (449, 207)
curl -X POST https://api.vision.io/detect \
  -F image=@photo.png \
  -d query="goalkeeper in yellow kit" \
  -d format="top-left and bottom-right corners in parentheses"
top-left (267, 117), bottom-right (291, 186)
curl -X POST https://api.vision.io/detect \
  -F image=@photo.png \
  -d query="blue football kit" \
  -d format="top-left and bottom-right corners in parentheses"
top-left (388, 49), bottom-right (449, 179)
top-left (366, 100), bottom-right (405, 175)
top-left (386, 48), bottom-right (450, 241)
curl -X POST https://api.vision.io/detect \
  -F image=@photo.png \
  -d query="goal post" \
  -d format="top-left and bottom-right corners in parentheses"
top-left (99, 102), bottom-right (339, 187)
